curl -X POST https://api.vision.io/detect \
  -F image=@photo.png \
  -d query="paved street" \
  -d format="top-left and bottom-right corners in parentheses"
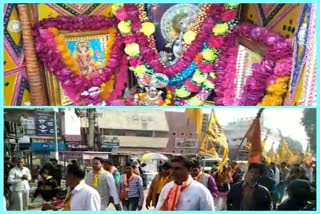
top-left (28, 189), bottom-right (152, 211)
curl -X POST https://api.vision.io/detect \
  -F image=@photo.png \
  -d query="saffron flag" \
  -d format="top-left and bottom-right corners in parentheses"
top-left (246, 118), bottom-right (262, 163)
top-left (261, 129), bottom-right (271, 163)
top-left (200, 110), bottom-right (229, 173)
top-left (279, 139), bottom-right (294, 163)
top-left (267, 141), bottom-right (276, 163)
top-left (185, 108), bottom-right (203, 142)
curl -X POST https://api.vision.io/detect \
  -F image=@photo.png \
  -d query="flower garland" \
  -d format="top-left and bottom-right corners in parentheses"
top-left (32, 15), bottom-right (127, 105)
top-left (113, 3), bottom-right (240, 106)
top-left (213, 32), bottom-right (238, 105)
top-left (174, 4), bottom-right (240, 105)
top-left (258, 58), bottom-right (292, 105)
top-left (115, 3), bottom-right (219, 77)
top-left (236, 23), bottom-right (293, 106)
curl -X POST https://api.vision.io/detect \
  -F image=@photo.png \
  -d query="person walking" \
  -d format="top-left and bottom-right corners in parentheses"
top-left (146, 162), bottom-right (173, 209)
top-left (61, 164), bottom-right (101, 210)
top-left (191, 160), bottom-right (219, 199)
top-left (156, 156), bottom-right (215, 210)
top-left (119, 163), bottom-right (144, 210)
top-left (227, 163), bottom-right (272, 210)
top-left (85, 157), bottom-right (120, 210)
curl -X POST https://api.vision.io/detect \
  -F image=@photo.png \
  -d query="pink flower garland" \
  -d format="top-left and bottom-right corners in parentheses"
top-left (213, 32), bottom-right (238, 105)
top-left (119, 4), bottom-right (224, 77)
top-left (105, 55), bottom-right (128, 104)
top-left (32, 15), bottom-right (127, 105)
top-left (236, 23), bottom-right (293, 106)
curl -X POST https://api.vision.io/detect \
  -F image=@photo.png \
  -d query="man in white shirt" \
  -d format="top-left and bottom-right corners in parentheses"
top-left (64, 164), bottom-right (101, 210)
top-left (85, 157), bottom-right (121, 210)
top-left (156, 156), bottom-right (215, 211)
top-left (8, 157), bottom-right (31, 210)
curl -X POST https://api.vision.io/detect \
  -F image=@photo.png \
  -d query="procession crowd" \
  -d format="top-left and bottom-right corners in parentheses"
top-left (4, 155), bottom-right (316, 211)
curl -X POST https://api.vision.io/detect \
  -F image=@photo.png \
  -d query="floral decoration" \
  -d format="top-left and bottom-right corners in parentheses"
top-left (236, 23), bottom-right (293, 106)
top-left (32, 15), bottom-right (127, 105)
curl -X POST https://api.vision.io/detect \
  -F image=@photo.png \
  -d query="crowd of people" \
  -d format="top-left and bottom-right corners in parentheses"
top-left (4, 155), bottom-right (316, 211)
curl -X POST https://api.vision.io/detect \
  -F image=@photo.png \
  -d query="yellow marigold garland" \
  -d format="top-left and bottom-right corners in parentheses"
top-left (258, 75), bottom-right (290, 106)
top-left (49, 27), bottom-right (118, 100)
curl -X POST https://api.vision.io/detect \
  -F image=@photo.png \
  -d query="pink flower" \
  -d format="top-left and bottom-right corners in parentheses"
top-left (207, 35), bottom-right (224, 48)
top-left (221, 9), bottom-right (237, 22)
top-left (115, 8), bottom-right (128, 21)
top-left (129, 57), bottom-right (143, 67)
top-left (198, 62), bottom-right (214, 73)
top-left (223, 97), bottom-right (235, 105)
top-left (123, 35), bottom-right (136, 44)
top-left (185, 78), bottom-right (201, 93)
top-left (274, 58), bottom-right (292, 76)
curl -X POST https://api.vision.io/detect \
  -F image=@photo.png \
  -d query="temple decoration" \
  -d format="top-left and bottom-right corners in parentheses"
top-left (4, 3), bottom-right (316, 106)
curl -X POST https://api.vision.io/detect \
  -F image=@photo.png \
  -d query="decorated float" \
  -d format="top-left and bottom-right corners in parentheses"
top-left (4, 3), bottom-right (316, 106)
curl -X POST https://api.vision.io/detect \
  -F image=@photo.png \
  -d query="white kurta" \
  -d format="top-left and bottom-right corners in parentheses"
top-left (8, 166), bottom-right (32, 210)
top-left (70, 182), bottom-right (101, 211)
top-left (8, 166), bottom-right (31, 192)
top-left (156, 179), bottom-right (215, 210)
top-left (85, 170), bottom-right (120, 210)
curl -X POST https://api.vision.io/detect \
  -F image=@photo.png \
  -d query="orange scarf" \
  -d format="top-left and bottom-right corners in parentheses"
top-left (120, 174), bottom-right (136, 201)
top-left (160, 175), bottom-right (192, 210)
top-left (63, 192), bottom-right (72, 211)
top-left (193, 171), bottom-right (203, 182)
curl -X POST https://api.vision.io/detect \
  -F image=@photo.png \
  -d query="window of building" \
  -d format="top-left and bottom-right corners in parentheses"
top-left (136, 130), bottom-right (153, 137)
top-left (110, 130), bottom-right (126, 136)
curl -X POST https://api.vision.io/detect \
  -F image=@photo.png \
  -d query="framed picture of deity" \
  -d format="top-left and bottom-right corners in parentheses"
top-left (45, 30), bottom-right (114, 106)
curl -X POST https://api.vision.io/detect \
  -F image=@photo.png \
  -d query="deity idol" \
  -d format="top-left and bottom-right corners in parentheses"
top-left (75, 41), bottom-right (100, 75)
top-left (138, 87), bottom-right (164, 105)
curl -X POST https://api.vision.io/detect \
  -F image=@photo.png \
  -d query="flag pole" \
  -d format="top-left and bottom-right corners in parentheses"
top-left (231, 108), bottom-right (265, 161)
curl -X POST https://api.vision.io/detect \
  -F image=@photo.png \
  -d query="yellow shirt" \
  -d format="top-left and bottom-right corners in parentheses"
top-left (157, 176), bottom-right (169, 194)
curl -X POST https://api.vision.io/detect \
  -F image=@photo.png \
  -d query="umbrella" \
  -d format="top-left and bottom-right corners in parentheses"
top-left (140, 153), bottom-right (169, 161)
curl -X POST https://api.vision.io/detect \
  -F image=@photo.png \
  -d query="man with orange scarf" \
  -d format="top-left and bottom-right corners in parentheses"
top-left (156, 156), bottom-right (215, 210)
top-left (191, 160), bottom-right (219, 199)
top-left (119, 163), bottom-right (144, 210)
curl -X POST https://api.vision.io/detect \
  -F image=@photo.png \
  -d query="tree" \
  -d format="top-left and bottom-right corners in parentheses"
top-left (301, 109), bottom-right (316, 155)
